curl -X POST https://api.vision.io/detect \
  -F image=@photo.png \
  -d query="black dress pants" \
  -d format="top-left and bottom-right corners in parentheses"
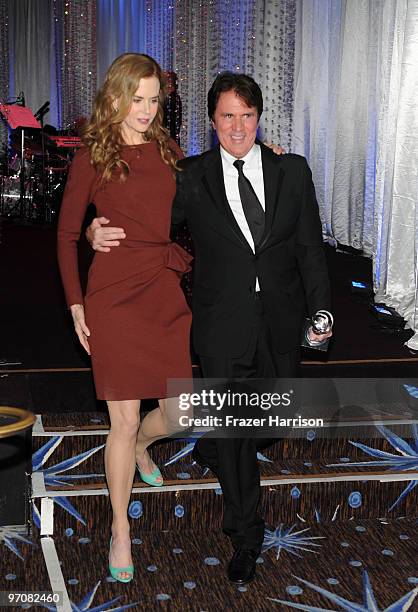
top-left (196, 296), bottom-right (299, 551)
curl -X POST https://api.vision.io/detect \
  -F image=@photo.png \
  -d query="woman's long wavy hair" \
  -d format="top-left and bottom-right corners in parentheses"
top-left (81, 53), bottom-right (179, 181)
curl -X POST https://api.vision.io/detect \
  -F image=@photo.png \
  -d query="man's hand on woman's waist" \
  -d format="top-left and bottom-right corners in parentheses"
top-left (86, 217), bottom-right (126, 252)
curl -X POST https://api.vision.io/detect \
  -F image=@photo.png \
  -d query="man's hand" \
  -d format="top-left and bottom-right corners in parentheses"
top-left (265, 142), bottom-right (285, 156)
top-left (70, 304), bottom-right (91, 354)
top-left (86, 217), bottom-right (126, 252)
top-left (307, 328), bottom-right (333, 343)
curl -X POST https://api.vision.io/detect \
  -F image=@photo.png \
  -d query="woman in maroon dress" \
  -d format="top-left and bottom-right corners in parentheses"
top-left (57, 54), bottom-right (192, 582)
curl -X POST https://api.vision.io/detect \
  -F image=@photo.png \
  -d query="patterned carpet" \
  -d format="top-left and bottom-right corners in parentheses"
top-left (1, 410), bottom-right (417, 610)
top-left (2, 519), bottom-right (417, 610)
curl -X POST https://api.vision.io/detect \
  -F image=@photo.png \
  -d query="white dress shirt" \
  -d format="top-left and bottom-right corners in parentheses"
top-left (221, 143), bottom-right (265, 291)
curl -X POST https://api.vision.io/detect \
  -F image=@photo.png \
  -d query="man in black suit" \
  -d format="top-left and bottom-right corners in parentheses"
top-left (88, 72), bottom-right (332, 584)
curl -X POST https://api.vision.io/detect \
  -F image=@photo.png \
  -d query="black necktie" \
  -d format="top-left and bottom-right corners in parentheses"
top-left (233, 159), bottom-right (265, 247)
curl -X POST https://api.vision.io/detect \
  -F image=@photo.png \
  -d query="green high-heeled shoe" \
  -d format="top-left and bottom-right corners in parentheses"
top-left (108, 537), bottom-right (134, 583)
top-left (136, 462), bottom-right (163, 487)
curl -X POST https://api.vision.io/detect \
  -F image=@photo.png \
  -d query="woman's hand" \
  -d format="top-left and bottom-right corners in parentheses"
top-left (265, 142), bottom-right (285, 155)
top-left (70, 304), bottom-right (91, 354)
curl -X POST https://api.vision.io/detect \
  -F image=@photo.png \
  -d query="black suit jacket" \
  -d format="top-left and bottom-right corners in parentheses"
top-left (172, 142), bottom-right (331, 358)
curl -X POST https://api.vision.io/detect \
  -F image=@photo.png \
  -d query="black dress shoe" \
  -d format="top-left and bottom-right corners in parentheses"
top-left (192, 445), bottom-right (218, 474)
top-left (191, 445), bottom-right (206, 466)
top-left (227, 548), bottom-right (259, 584)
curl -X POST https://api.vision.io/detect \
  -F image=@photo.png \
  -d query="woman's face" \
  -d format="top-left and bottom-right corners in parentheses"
top-left (120, 75), bottom-right (160, 143)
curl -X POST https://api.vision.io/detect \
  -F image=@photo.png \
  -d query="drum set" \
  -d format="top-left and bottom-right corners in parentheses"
top-left (0, 96), bottom-right (81, 223)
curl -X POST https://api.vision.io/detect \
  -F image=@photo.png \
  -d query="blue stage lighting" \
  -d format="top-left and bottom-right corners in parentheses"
top-left (350, 279), bottom-right (373, 301)
top-left (371, 303), bottom-right (405, 329)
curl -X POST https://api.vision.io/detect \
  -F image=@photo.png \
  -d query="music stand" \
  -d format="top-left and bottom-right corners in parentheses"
top-left (0, 104), bottom-right (41, 218)
top-left (34, 101), bottom-right (51, 222)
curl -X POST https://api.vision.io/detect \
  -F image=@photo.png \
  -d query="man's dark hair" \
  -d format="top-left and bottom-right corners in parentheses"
top-left (207, 72), bottom-right (263, 120)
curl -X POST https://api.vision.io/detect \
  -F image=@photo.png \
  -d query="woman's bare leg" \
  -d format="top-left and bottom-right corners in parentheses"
top-left (135, 397), bottom-right (187, 479)
top-left (106, 399), bottom-right (140, 579)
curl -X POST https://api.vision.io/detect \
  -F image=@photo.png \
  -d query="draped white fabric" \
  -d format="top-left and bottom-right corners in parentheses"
top-left (8, 0), bottom-right (55, 124)
top-left (292, 0), bottom-right (373, 247)
top-left (291, 0), bottom-right (418, 339)
top-left (373, 1), bottom-right (418, 347)
top-left (96, 0), bottom-right (147, 86)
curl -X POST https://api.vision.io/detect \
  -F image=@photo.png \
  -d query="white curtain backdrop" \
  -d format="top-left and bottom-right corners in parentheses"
top-left (8, 0), bottom-right (55, 124)
top-left (292, 0), bottom-right (375, 249)
top-left (96, 0), bottom-right (147, 86)
top-left (373, 1), bottom-right (418, 347)
top-left (291, 0), bottom-right (418, 341)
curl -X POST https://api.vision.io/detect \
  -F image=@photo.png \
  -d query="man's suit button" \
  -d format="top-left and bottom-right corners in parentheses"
top-left (254, 255), bottom-right (259, 261)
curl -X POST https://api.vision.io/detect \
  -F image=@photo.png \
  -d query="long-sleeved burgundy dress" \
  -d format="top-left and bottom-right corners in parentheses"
top-left (57, 141), bottom-right (192, 400)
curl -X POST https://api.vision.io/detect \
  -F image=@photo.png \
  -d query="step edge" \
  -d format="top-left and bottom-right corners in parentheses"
top-left (32, 471), bottom-right (418, 499)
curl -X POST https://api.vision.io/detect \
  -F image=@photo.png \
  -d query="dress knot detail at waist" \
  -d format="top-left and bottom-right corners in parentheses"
top-left (165, 242), bottom-right (193, 274)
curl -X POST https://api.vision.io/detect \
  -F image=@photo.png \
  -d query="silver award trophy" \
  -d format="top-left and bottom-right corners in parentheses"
top-left (301, 310), bottom-right (333, 351)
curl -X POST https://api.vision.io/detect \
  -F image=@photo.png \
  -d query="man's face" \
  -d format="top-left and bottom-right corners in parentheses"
top-left (211, 90), bottom-right (259, 159)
